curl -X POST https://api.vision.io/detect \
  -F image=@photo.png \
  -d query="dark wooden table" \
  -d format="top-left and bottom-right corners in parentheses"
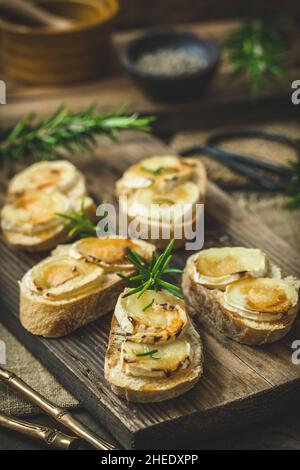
top-left (1, 406), bottom-right (300, 450)
top-left (1, 15), bottom-right (300, 451)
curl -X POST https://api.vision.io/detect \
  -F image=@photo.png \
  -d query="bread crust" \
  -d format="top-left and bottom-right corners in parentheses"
top-left (20, 275), bottom-right (126, 338)
top-left (19, 237), bottom-right (156, 337)
top-left (182, 255), bottom-right (299, 345)
top-left (105, 316), bottom-right (203, 403)
top-left (115, 157), bottom-right (207, 249)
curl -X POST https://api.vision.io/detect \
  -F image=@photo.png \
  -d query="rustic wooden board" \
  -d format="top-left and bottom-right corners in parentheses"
top-left (1, 132), bottom-right (300, 449)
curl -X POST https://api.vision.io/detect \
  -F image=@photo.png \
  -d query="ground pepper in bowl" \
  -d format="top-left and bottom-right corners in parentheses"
top-left (136, 48), bottom-right (208, 76)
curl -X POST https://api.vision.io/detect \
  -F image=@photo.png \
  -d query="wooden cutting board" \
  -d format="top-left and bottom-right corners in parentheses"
top-left (1, 132), bottom-right (300, 450)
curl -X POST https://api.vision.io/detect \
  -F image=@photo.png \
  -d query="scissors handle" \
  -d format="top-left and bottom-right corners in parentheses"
top-left (180, 129), bottom-right (297, 191)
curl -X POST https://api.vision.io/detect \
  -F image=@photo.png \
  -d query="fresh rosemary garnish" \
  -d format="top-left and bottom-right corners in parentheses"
top-left (0, 104), bottom-right (155, 173)
top-left (118, 239), bottom-right (183, 299)
top-left (56, 199), bottom-right (97, 238)
top-left (142, 298), bottom-right (155, 312)
top-left (226, 15), bottom-right (285, 96)
top-left (136, 348), bottom-right (160, 360)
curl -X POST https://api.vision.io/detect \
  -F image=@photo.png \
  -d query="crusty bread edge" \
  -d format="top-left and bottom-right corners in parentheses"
top-left (182, 255), bottom-right (299, 345)
top-left (19, 238), bottom-right (156, 337)
top-left (104, 316), bottom-right (203, 403)
top-left (20, 275), bottom-right (127, 338)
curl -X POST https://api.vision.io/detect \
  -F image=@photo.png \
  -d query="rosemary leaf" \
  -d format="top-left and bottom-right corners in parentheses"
top-left (56, 199), bottom-right (97, 238)
top-left (121, 239), bottom-right (183, 299)
top-left (0, 104), bottom-right (155, 174)
top-left (136, 348), bottom-right (160, 360)
top-left (142, 298), bottom-right (155, 312)
top-left (226, 15), bottom-right (285, 97)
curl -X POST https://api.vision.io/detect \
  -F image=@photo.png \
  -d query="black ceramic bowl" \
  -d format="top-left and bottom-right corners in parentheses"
top-left (121, 29), bottom-right (221, 103)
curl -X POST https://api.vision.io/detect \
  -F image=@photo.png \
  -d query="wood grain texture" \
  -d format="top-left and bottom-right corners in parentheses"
top-left (0, 0), bottom-right (118, 85)
top-left (1, 21), bottom-right (299, 131)
top-left (1, 132), bottom-right (300, 449)
top-left (115, 0), bottom-right (300, 29)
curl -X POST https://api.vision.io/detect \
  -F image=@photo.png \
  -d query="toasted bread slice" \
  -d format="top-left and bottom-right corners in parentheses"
top-left (8, 160), bottom-right (87, 200)
top-left (182, 253), bottom-right (299, 345)
top-left (2, 198), bottom-right (96, 252)
top-left (20, 272), bottom-right (126, 338)
top-left (2, 161), bottom-right (95, 252)
top-left (115, 156), bottom-right (206, 249)
top-left (19, 238), bottom-right (155, 337)
top-left (105, 316), bottom-right (203, 403)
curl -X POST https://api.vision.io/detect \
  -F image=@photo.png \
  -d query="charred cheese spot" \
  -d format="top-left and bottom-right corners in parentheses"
top-left (26, 255), bottom-right (104, 301)
top-left (193, 247), bottom-right (268, 289)
top-left (115, 289), bottom-right (187, 344)
top-left (69, 237), bottom-right (153, 272)
top-left (38, 263), bottom-right (80, 289)
top-left (226, 278), bottom-right (297, 315)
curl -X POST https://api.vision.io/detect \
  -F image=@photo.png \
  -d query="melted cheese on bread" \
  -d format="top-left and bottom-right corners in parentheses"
top-left (224, 277), bottom-right (299, 321)
top-left (193, 247), bottom-right (268, 289)
top-left (128, 181), bottom-right (199, 223)
top-left (8, 161), bottom-right (85, 197)
top-left (115, 289), bottom-right (187, 344)
top-left (119, 155), bottom-right (194, 191)
top-left (121, 338), bottom-right (191, 378)
top-left (1, 191), bottom-right (71, 235)
top-left (23, 255), bottom-right (104, 301)
top-left (67, 237), bottom-right (151, 272)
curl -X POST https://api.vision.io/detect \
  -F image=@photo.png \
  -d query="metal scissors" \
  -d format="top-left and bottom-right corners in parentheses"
top-left (180, 129), bottom-right (299, 191)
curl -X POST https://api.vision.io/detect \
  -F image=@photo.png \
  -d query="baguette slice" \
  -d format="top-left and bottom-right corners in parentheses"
top-left (2, 197), bottom-right (96, 252)
top-left (20, 271), bottom-right (126, 338)
top-left (2, 160), bottom-right (94, 252)
top-left (182, 253), bottom-right (299, 345)
top-left (8, 160), bottom-right (87, 200)
top-left (105, 316), bottom-right (203, 403)
top-left (116, 156), bottom-right (207, 249)
top-left (20, 238), bottom-right (155, 337)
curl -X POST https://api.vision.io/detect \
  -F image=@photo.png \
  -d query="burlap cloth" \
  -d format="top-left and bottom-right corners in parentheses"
top-left (0, 120), bottom-right (299, 417)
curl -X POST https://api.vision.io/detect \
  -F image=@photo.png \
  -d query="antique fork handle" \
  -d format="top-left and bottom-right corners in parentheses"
top-left (0, 366), bottom-right (116, 450)
top-left (0, 412), bottom-right (80, 449)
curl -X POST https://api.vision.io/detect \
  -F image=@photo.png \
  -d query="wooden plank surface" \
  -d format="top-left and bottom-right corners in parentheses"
top-left (0, 132), bottom-right (300, 449)
top-left (115, 0), bottom-right (300, 29)
top-left (1, 21), bottom-right (299, 132)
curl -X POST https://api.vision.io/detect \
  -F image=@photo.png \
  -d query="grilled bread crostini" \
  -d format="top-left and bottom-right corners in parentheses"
top-left (8, 160), bottom-right (87, 200)
top-left (1, 160), bottom-right (94, 252)
top-left (105, 291), bottom-right (203, 403)
top-left (19, 237), bottom-right (155, 337)
top-left (2, 192), bottom-right (95, 252)
top-left (115, 155), bottom-right (206, 249)
top-left (182, 246), bottom-right (299, 345)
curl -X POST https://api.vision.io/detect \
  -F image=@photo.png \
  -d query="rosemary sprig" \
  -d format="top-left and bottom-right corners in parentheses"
top-left (142, 298), bottom-right (155, 312)
top-left (119, 239), bottom-right (183, 299)
top-left (0, 104), bottom-right (155, 173)
top-left (56, 199), bottom-right (97, 238)
top-left (226, 15), bottom-right (285, 97)
top-left (136, 348), bottom-right (160, 360)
